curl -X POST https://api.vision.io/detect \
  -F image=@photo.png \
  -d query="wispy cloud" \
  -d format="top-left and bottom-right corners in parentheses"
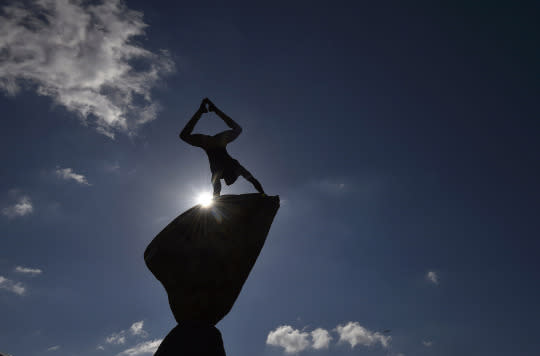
top-left (2, 195), bottom-right (33, 218)
top-left (267, 326), bottom-right (311, 354)
top-left (106, 333), bottom-right (126, 345)
top-left (55, 167), bottom-right (90, 185)
top-left (47, 345), bottom-right (60, 351)
top-left (422, 340), bottom-right (433, 347)
top-left (14, 266), bottom-right (43, 276)
top-left (106, 321), bottom-right (148, 345)
top-left (0, 0), bottom-right (175, 138)
top-left (426, 270), bottom-right (439, 285)
top-left (335, 322), bottom-right (391, 349)
top-left (0, 275), bottom-right (25, 295)
top-left (309, 179), bottom-right (347, 195)
top-left (105, 161), bottom-right (121, 173)
top-left (116, 339), bottom-right (162, 356)
top-left (129, 321), bottom-right (147, 337)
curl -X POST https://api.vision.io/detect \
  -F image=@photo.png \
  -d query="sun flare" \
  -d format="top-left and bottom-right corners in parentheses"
top-left (196, 192), bottom-right (214, 208)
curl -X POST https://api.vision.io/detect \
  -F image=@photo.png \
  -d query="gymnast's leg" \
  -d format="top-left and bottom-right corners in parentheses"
top-left (239, 167), bottom-right (265, 194)
top-left (247, 176), bottom-right (265, 195)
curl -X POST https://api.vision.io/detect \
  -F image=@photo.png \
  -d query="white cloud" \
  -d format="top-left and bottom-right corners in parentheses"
top-left (335, 322), bottom-right (391, 349)
top-left (105, 161), bottom-right (121, 172)
top-left (267, 325), bottom-right (311, 354)
top-left (106, 320), bottom-right (147, 345)
top-left (2, 195), bottom-right (33, 218)
top-left (130, 321), bottom-right (147, 337)
top-left (309, 179), bottom-right (348, 196)
top-left (47, 345), bottom-right (60, 351)
top-left (14, 266), bottom-right (43, 276)
top-left (116, 339), bottom-right (162, 356)
top-left (0, 276), bottom-right (25, 295)
top-left (267, 323), bottom-right (392, 354)
top-left (106, 333), bottom-right (126, 345)
top-left (422, 340), bottom-right (433, 347)
top-left (311, 328), bottom-right (332, 350)
top-left (0, 0), bottom-right (174, 138)
top-left (426, 271), bottom-right (439, 285)
top-left (55, 167), bottom-right (90, 185)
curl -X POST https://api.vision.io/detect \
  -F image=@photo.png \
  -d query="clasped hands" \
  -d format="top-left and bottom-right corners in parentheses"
top-left (199, 98), bottom-right (217, 114)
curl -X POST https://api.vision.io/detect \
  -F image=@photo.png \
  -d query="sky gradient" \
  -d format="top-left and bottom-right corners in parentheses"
top-left (1, 1), bottom-right (539, 356)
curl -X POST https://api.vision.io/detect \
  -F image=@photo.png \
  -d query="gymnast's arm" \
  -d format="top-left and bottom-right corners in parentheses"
top-left (208, 100), bottom-right (242, 143)
top-left (180, 101), bottom-right (209, 147)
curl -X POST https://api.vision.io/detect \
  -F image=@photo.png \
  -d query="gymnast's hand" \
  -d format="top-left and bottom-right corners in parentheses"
top-left (206, 98), bottom-right (217, 112)
top-left (199, 98), bottom-right (209, 113)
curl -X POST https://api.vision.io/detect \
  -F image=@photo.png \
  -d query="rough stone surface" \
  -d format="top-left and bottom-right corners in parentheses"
top-left (144, 194), bottom-right (279, 326)
top-left (154, 323), bottom-right (226, 356)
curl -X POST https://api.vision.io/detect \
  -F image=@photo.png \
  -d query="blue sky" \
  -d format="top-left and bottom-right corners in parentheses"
top-left (1, 1), bottom-right (539, 355)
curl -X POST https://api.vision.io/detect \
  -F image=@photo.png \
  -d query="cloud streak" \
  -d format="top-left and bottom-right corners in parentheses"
top-left (106, 320), bottom-right (148, 345)
top-left (0, 0), bottom-right (175, 138)
top-left (55, 167), bottom-right (90, 185)
top-left (106, 333), bottom-right (126, 345)
top-left (116, 339), bottom-right (162, 356)
top-left (0, 276), bottom-right (25, 295)
top-left (14, 266), bottom-right (43, 275)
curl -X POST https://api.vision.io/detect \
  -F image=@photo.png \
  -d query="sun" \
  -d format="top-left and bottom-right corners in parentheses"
top-left (196, 192), bottom-right (214, 208)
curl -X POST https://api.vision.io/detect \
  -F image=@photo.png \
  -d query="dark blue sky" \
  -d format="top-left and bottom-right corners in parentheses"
top-left (1, 1), bottom-right (539, 356)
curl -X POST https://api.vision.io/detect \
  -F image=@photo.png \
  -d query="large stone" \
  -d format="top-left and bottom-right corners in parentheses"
top-left (154, 323), bottom-right (226, 356)
top-left (144, 194), bottom-right (279, 325)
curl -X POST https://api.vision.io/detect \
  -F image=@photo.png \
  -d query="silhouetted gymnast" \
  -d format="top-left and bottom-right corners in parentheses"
top-left (180, 98), bottom-right (265, 197)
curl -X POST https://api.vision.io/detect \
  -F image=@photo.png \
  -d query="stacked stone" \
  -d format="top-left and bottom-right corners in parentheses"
top-left (145, 194), bottom-right (279, 355)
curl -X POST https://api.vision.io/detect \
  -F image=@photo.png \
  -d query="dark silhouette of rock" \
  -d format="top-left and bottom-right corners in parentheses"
top-left (154, 322), bottom-right (226, 356)
top-left (145, 193), bottom-right (279, 326)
